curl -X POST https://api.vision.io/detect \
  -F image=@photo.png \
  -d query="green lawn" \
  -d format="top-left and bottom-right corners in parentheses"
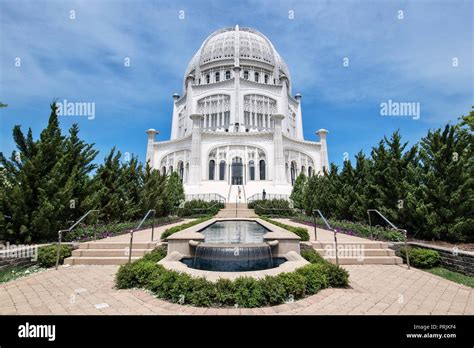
top-left (425, 267), bottom-right (474, 288)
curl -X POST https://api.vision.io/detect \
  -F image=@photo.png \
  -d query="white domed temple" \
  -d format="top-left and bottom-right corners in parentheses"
top-left (145, 26), bottom-right (329, 203)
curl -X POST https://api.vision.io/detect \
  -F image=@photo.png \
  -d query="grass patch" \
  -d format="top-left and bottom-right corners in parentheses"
top-left (260, 216), bottom-right (309, 241)
top-left (425, 267), bottom-right (474, 288)
top-left (0, 265), bottom-right (44, 284)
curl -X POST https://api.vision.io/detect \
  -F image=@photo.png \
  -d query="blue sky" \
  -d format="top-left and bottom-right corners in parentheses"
top-left (0, 0), bottom-right (472, 168)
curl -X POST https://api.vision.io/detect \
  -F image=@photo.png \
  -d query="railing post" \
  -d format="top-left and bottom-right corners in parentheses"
top-left (55, 231), bottom-right (62, 270)
top-left (128, 229), bottom-right (134, 263)
top-left (367, 211), bottom-right (373, 240)
top-left (151, 212), bottom-right (155, 241)
top-left (312, 211), bottom-right (318, 241)
top-left (403, 229), bottom-right (410, 270)
top-left (333, 228), bottom-right (339, 266)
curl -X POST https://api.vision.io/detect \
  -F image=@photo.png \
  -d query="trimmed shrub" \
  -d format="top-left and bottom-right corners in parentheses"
top-left (115, 245), bottom-right (350, 308)
top-left (400, 247), bottom-right (440, 269)
top-left (249, 199), bottom-right (294, 217)
top-left (260, 217), bottom-right (310, 241)
top-left (301, 249), bottom-right (325, 264)
top-left (37, 245), bottom-right (72, 268)
top-left (296, 264), bottom-right (329, 294)
top-left (276, 272), bottom-right (306, 298)
top-left (232, 277), bottom-right (265, 308)
top-left (178, 200), bottom-right (224, 217)
top-left (260, 275), bottom-right (287, 305)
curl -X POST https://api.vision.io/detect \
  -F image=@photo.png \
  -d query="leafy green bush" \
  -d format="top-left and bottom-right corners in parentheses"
top-left (178, 200), bottom-right (224, 217)
top-left (232, 277), bottom-right (265, 308)
top-left (37, 244), bottom-right (72, 268)
top-left (260, 217), bottom-right (310, 241)
top-left (249, 199), bottom-right (294, 217)
top-left (161, 216), bottom-right (212, 239)
top-left (400, 247), bottom-right (440, 269)
top-left (301, 249), bottom-right (325, 264)
top-left (115, 245), bottom-right (349, 307)
top-left (296, 264), bottom-right (329, 294)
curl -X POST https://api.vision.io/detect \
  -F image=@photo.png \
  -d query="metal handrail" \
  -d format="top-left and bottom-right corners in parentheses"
top-left (313, 210), bottom-right (339, 266)
top-left (367, 209), bottom-right (410, 269)
top-left (128, 209), bottom-right (156, 263)
top-left (56, 209), bottom-right (99, 270)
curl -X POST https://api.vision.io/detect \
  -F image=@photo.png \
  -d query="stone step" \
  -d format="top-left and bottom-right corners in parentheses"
top-left (72, 248), bottom-right (151, 257)
top-left (64, 256), bottom-right (142, 265)
top-left (79, 242), bottom-right (157, 249)
top-left (313, 248), bottom-right (396, 257)
top-left (312, 241), bottom-right (389, 249)
top-left (323, 256), bottom-right (403, 265)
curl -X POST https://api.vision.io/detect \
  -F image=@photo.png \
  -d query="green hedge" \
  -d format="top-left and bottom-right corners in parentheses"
top-left (400, 247), bottom-right (440, 269)
top-left (160, 216), bottom-right (212, 239)
top-left (38, 245), bottom-right (72, 268)
top-left (63, 216), bottom-right (181, 242)
top-left (249, 199), bottom-right (294, 217)
top-left (177, 200), bottom-right (224, 217)
top-left (115, 247), bottom-right (348, 308)
top-left (292, 215), bottom-right (405, 242)
top-left (260, 216), bottom-right (310, 241)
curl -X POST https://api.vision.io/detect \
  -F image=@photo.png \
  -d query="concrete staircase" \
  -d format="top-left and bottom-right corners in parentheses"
top-left (312, 241), bottom-right (402, 265)
top-left (215, 203), bottom-right (256, 218)
top-left (64, 241), bottom-right (159, 265)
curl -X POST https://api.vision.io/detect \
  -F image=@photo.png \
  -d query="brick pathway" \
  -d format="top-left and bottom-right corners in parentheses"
top-left (1, 263), bottom-right (472, 315)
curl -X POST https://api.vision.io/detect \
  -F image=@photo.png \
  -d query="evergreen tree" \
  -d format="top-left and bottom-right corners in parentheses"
top-left (165, 171), bottom-right (185, 215)
top-left (290, 172), bottom-right (307, 211)
top-left (141, 164), bottom-right (168, 216)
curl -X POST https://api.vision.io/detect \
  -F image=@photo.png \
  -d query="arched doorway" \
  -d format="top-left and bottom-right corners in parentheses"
top-left (231, 157), bottom-right (243, 185)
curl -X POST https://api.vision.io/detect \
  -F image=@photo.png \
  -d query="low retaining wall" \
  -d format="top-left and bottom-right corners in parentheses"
top-left (0, 257), bottom-right (35, 272)
top-left (390, 242), bottom-right (474, 276)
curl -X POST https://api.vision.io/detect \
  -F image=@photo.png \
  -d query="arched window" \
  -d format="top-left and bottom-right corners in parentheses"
top-left (161, 166), bottom-right (166, 175)
top-left (169, 165), bottom-right (173, 173)
top-left (243, 70), bottom-right (249, 79)
top-left (249, 160), bottom-right (255, 180)
top-left (225, 70), bottom-right (231, 80)
top-left (259, 160), bottom-right (266, 180)
top-left (209, 160), bottom-right (215, 180)
top-left (308, 166), bottom-right (313, 177)
top-left (290, 162), bottom-right (296, 185)
top-left (206, 74), bottom-right (210, 84)
top-left (215, 72), bottom-right (220, 82)
top-left (301, 166), bottom-right (305, 176)
top-left (185, 162), bottom-right (189, 182)
top-left (178, 162), bottom-right (184, 181)
top-left (264, 74), bottom-right (269, 84)
top-left (254, 72), bottom-right (259, 82)
top-left (219, 160), bottom-right (226, 180)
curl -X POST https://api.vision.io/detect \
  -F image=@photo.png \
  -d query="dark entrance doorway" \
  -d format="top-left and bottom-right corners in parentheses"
top-left (231, 157), bottom-right (243, 185)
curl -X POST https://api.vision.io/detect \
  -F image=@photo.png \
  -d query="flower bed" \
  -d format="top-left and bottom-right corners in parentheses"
top-left (63, 216), bottom-right (182, 242)
top-left (292, 215), bottom-right (404, 242)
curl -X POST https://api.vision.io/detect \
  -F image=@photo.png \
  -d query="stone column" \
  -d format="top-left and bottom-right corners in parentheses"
top-left (295, 93), bottom-right (304, 140)
top-left (232, 66), bottom-right (241, 132)
top-left (316, 129), bottom-right (329, 173)
top-left (272, 114), bottom-right (286, 185)
top-left (145, 129), bottom-right (158, 168)
top-left (189, 114), bottom-right (204, 185)
top-left (170, 93), bottom-right (180, 139)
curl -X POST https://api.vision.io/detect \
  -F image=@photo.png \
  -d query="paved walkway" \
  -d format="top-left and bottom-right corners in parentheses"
top-left (1, 217), bottom-right (472, 315)
top-left (0, 263), bottom-right (472, 315)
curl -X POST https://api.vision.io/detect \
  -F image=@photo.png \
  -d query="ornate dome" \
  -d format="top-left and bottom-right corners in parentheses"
top-left (184, 26), bottom-right (290, 87)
